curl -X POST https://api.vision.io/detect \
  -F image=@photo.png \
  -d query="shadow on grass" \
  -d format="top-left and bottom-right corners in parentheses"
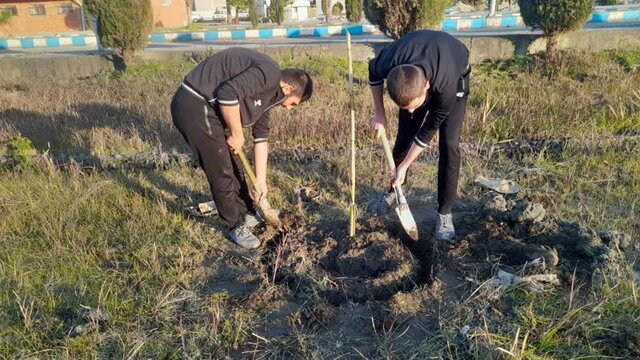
top-left (0, 104), bottom-right (187, 155)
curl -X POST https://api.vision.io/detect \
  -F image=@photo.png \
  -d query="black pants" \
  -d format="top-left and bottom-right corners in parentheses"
top-left (171, 87), bottom-right (254, 229)
top-left (393, 95), bottom-right (468, 215)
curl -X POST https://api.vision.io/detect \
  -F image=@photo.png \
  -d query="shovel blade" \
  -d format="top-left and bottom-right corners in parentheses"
top-left (395, 204), bottom-right (419, 240)
top-left (258, 199), bottom-right (282, 228)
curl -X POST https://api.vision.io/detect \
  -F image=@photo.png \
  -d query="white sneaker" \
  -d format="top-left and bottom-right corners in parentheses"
top-left (436, 213), bottom-right (455, 241)
top-left (366, 191), bottom-right (397, 214)
top-left (244, 212), bottom-right (264, 228)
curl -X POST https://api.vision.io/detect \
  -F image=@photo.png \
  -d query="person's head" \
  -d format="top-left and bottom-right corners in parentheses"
top-left (280, 69), bottom-right (314, 109)
top-left (387, 65), bottom-right (430, 112)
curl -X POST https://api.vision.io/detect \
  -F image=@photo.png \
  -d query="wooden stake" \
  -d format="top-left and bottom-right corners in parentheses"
top-left (347, 31), bottom-right (357, 237)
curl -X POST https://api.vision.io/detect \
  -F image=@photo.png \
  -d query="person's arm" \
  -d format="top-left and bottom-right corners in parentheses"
top-left (370, 84), bottom-right (387, 132)
top-left (253, 142), bottom-right (269, 201)
top-left (414, 92), bottom-right (454, 147)
top-left (220, 104), bottom-right (244, 154)
top-left (369, 56), bottom-right (389, 132)
top-left (251, 113), bottom-right (270, 201)
top-left (393, 142), bottom-right (424, 187)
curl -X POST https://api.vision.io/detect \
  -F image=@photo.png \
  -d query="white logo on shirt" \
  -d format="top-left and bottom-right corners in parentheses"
top-left (254, 100), bottom-right (262, 107)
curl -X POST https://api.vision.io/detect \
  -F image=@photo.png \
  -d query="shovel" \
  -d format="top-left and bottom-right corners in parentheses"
top-left (378, 128), bottom-right (419, 240)
top-left (237, 150), bottom-right (282, 228)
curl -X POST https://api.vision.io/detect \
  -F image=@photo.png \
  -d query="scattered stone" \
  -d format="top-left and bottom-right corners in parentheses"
top-left (511, 202), bottom-right (546, 223)
top-left (599, 231), bottom-right (633, 250)
top-left (490, 269), bottom-right (559, 292)
top-left (70, 323), bottom-right (97, 338)
top-left (485, 194), bottom-right (508, 212)
top-left (81, 307), bottom-right (110, 323)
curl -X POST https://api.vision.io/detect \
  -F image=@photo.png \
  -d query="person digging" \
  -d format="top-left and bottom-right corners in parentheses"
top-left (367, 30), bottom-right (471, 241)
top-left (171, 48), bottom-right (313, 249)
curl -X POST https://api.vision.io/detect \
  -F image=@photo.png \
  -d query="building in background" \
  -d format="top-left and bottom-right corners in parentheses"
top-left (290, 0), bottom-right (310, 21)
top-left (0, 0), bottom-right (85, 35)
top-left (0, 0), bottom-right (191, 36)
top-left (258, 0), bottom-right (312, 21)
top-left (192, 0), bottom-right (227, 22)
top-left (151, 0), bottom-right (189, 28)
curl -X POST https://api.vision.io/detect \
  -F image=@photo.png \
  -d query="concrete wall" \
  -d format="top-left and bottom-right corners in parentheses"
top-left (2, 29), bottom-right (639, 82)
top-left (0, 1), bottom-right (83, 36)
top-left (151, 0), bottom-right (189, 28)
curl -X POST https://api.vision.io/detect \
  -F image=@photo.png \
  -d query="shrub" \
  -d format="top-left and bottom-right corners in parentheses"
top-left (7, 137), bottom-right (36, 169)
top-left (345, 0), bottom-right (363, 22)
top-left (332, 2), bottom-right (344, 16)
top-left (84, 0), bottom-right (153, 67)
top-left (267, 0), bottom-right (290, 25)
top-left (518, 0), bottom-right (594, 57)
top-left (364, 0), bottom-right (451, 39)
top-left (0, 10), bottom-right (11, 25)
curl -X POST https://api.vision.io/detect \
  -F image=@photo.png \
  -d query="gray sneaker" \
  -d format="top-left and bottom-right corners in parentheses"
top-left (436, 213), bottom-right (455, 241)
top-left (244, 212), bottom-right (264, 228)
top-left (227, 225), bottom-right (261, 249)
top-left (367, 191), bottom-right (397, 214)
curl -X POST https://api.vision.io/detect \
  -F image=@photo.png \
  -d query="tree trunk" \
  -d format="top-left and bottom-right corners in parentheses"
top-left (235, 7), bottom-right (239, 24)
top-left (546, 34), bottom-right (558, 60)
top-left (324, 0), bottom-right (330, 24)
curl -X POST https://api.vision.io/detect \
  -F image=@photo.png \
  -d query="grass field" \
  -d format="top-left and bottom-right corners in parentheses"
top-left (0, 49), bottom-right (639, 359)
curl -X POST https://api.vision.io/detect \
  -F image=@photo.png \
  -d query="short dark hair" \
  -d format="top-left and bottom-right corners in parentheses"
top-left (281, 69), bottom-right (313, 102)
top-left (387, 65), bottom-right (426, 107)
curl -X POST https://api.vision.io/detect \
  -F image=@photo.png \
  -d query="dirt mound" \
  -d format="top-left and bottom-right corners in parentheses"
top-left (271, 220), bottom-right (421, 305)
top-left (195, 187), bottom-right (637, 357)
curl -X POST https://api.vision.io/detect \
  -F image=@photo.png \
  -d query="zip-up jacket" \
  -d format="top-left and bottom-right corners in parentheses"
top-left (369, 30), bottom-right (470, 147)
top-left (182, 47), bottom-right (285, 143)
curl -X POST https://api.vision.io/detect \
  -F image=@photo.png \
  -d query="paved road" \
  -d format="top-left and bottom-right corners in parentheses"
top-left (2, 20), bottom-right (639, 58)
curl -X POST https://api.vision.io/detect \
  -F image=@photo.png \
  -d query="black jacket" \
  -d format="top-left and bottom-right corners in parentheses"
top-left (369, 30), bottom-right (470, 147)
top-left (182, 47), bottom-right (285, 143)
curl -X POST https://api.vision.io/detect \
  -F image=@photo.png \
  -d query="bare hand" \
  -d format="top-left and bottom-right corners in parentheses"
top-left (392, 164), bottom-right (408, 188)
top-left (371, 113), bottom-right (387, 135)
top-left (251, 180), bottom-right (268, 202)
top-left (226, 133), bottom-right (245, 154)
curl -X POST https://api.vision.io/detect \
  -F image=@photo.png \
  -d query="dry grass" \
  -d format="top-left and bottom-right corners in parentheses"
top-left (0, 50), bottom-right (639, 358)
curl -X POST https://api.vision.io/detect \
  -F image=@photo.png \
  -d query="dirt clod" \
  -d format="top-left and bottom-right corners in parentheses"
top-left (510, 202), bottom-right (546, 223)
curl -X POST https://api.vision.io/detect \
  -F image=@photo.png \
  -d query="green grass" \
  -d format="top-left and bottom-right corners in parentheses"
top-left (1, 50), bottom-right (639, 358)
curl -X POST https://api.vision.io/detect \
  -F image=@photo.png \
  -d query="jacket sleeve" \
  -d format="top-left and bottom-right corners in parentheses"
top-left (215, 61), bottom-right (281, 106)
top-left (369, 48), bottom-right (399, 87)
top-left (414, 91), bottom-right (456, 147)
top-left (252, 112), bottom-right (270, 144)
top-left (368, 56), bottom-right (385, 86)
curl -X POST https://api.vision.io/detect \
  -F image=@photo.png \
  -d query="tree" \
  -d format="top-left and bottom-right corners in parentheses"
top-left (518, 0), bottom-right (593, 57)
top-left (185, 0), bottom-right (193, 24)
top-left (345, 0), bottom-right (363, 23)
top-left (0, 9), bottom-right (11, 25)
top-left (364, 0), bottom-right (451, 39)
top-left (322, 0), bottom-right (330, 23)
top-left (84, 0), bottom-right (153, 68)
top-left (332, 2), bottom-right (343, 16)
top-left (227, 0), bottom-right (248, 24)
top-left (267, 0), bottom-right (290, 25)
top-left (248, 0), bottom-right (259, 27)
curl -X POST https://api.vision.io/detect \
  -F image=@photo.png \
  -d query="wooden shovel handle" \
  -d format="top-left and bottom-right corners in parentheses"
top-left (378, 128), bottom-right (407, 204)
top-left (378, 128), bottom-right (396, 172)
top-left (237, 150), bottom-right (258, 187)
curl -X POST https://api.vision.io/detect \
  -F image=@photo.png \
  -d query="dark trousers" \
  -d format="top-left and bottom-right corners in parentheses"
top-left (171, 87), bottom-right (254, 229)
top-left (393, 96), bottom-right (468, 215)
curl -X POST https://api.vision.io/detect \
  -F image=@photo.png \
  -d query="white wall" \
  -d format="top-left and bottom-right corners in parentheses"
top-left (194, 0), bottom-right (226, 12)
